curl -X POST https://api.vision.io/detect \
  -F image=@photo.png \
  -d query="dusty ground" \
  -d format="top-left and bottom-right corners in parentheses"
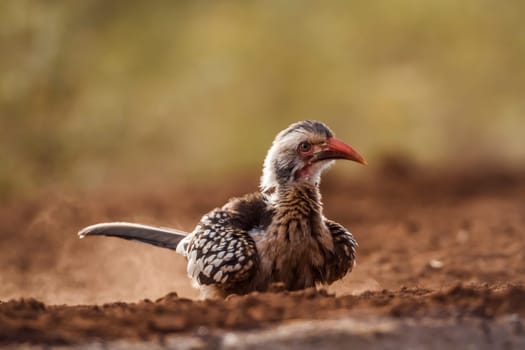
top-left (1, 159), bottom-right (525, 347)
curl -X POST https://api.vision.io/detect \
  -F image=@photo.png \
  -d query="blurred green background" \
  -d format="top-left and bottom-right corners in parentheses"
top-left (1, 0), bottom-right (524, 200)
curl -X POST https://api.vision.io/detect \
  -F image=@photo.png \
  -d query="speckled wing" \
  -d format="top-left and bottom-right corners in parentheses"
top-left (184, 209), bottom-right (259, 291)
top-left (323, 220), bottom-right (358, 284)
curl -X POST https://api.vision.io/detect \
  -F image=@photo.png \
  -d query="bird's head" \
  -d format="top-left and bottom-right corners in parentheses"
top-left (260, 120), bottom-right (366, 193)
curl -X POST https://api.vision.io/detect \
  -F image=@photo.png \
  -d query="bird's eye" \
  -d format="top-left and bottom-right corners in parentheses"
top-left (298, 141), bottom-right (312, 154)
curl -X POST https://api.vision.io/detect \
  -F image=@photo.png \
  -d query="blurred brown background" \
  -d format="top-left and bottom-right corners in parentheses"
top-left (1, 0), bottom-right (524, 200)
top-left (1, 1), bottom-right (524, 305)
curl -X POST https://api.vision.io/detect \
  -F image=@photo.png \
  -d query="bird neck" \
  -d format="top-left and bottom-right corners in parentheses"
top-left (275, 183), bottom-right (322, 211)
top-left (270, 183), bottom-right (325, 237)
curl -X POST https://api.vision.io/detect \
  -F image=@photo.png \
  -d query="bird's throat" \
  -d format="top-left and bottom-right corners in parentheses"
top-left (273, 184), bottom-right (324, 239)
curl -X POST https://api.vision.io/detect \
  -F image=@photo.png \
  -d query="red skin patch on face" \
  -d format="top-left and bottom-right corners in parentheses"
top-left (295, 165), bottom-right (311, 180)
top-left (295, 157), bottom-right (319, 181)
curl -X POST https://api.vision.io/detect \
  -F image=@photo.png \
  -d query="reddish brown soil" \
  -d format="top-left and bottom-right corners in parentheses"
top-left (1, 159), bottom-right (525, 345)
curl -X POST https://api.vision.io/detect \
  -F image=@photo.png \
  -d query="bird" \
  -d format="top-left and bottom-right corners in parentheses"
top-left (78, 120), bottom-right (366, 299)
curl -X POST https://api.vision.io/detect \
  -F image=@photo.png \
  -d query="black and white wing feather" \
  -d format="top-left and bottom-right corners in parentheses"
top-left (183, 210), bottom-right (259, 291)
top-left (179, 193), bottom-right (272, 293)
top-left (322, 220), bottom-right (358, 284)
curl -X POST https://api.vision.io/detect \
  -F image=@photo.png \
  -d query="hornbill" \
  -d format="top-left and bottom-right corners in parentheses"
top-left (79, 120), bottom-right (366, 299)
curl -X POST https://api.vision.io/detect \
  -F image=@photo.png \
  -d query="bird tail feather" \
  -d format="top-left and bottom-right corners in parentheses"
top-left (78, 222), bottom-right (188, 250)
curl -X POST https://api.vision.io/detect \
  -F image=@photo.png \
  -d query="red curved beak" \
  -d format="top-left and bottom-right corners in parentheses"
top-left (316, 137), bottom-right (367, 165)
